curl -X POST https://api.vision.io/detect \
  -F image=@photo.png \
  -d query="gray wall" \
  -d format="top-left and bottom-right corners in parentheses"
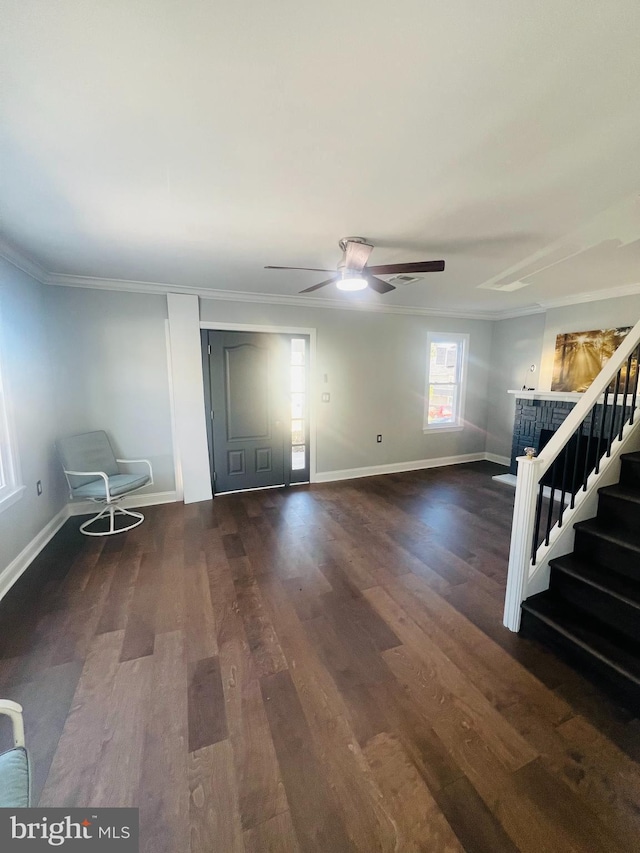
top-left (2, 277), bottom-right (495, 578)
top-left (0, 259), bottom-right (68, 574)
top-left (47, 286), bottom-right (176, 493)
top-left (199, 300), bottom-right (494, 473)
top-left (485, 313), bottom-right (546, 461)
top-left (3, 271), bottom-right (638, 579)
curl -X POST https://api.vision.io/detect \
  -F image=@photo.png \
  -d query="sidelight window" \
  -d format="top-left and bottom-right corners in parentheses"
top-left (290, 338), bottom-right (308, 475)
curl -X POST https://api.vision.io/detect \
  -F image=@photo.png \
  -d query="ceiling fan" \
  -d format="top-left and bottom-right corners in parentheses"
top-left (265, 237), bottom-right (445, 294)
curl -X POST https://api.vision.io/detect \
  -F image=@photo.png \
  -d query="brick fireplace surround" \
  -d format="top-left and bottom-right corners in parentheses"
top-left (508, 390), bottom-right (626, 476)
top-left (509, 392), bottom-right (578, 474)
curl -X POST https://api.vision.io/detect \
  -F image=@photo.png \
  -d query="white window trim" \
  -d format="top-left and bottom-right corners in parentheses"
top-left (0, 484), bottom-right (26, 513)
top-left (423, 332), bottom-right (469, 433)
top-left (0, 315), bottom-right (24, 513)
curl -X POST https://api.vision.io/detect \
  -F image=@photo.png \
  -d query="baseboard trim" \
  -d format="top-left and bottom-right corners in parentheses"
top-left (0, 492), bottom-right (179, 603)
top-left (485, 453), bottom-right (511, 467)
top-left (313, 453), bottom-right (487, 484)
top-left (67, 490), bottom-right (179, 516)
top-left (0, 506), bottom-right (70, 602)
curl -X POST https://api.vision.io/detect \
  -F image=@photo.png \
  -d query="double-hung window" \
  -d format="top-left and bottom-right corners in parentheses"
top-left (0, 326), bottom-right (23, 512)
top-left (423, 332), bottom-right (468, 432)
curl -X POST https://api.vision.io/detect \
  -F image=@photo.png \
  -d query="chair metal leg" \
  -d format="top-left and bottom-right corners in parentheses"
top-left (79, 502), bottom-right (145, 536)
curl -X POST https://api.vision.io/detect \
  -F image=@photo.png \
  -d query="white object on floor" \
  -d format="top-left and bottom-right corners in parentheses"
top-left (493, 472), bottom-right (571, 505)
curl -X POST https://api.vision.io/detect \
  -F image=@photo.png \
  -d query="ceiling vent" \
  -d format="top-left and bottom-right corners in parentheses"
top-left (477, 279), bottom-right (531, 292)
top-left (388, 274), bottom-right (421, 285)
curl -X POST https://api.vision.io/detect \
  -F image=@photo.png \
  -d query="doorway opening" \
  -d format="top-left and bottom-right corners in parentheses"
top-left (201, 330), bottom-right (311, 494)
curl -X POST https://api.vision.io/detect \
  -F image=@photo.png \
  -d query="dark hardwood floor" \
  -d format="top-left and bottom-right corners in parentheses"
top-left (1, 461), bottom-right (639, 852)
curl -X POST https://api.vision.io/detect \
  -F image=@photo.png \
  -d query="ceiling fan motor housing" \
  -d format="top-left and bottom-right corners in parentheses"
top-left (338, 237), bottom-right (373, 273)
top-left (338, 236), bottom-right (369, 252)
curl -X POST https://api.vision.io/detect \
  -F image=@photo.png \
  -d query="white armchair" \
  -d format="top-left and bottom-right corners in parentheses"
top-left (0, 699), bottom-right (30, 807)
top-left (57, 430), bottom-right (154, 536)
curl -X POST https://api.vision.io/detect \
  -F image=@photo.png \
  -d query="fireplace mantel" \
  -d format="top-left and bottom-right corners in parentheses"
top-left (507, 390), bottom-right (583, 403)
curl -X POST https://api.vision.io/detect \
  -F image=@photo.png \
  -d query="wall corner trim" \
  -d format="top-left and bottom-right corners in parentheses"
top-left (485, 453), bottom-right (511, 467)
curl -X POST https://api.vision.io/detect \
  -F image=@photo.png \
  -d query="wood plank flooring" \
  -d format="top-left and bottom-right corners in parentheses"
top-left (1, 461), bottom-right (639, 852)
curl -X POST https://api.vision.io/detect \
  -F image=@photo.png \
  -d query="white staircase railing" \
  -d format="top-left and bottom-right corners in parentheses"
top-left (503, 317), bottom-right (640, 631)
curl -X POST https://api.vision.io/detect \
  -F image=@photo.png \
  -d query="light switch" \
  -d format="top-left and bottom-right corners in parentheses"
top-left (322, 392), bottom-right (330, 403)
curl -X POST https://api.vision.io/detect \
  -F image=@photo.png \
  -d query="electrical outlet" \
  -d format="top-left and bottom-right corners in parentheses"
top-left (36, 480), bottom-right (43, 496)
top-left (376, 434), bottom-right (382, 443)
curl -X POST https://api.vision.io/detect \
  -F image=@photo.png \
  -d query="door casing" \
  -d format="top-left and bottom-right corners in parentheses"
top-left (200, 321), bottom-right (317, 490)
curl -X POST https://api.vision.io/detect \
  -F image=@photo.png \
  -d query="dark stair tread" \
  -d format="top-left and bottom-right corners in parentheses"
top-left (550, 554), bottom-right (640, 610)
top-left (620, 451), bottom-right (640, 464)
top-left (573, 517), bottom-right (640, 552)
top-left (598, 483), bottom-right (640, 504)
top-left (521, 594), bottom-right (640, 685)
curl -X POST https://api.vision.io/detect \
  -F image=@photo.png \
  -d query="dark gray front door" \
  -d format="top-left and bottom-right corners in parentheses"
top-left (204, 331), bottom-right (287, 493)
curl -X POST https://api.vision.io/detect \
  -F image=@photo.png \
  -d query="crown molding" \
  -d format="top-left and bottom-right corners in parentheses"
top-left (5, 241), bottom-right (639, 322)
top-left (479, 282), bottom-right (640, 321)
top-left (46, 271), bottom-right (501, 321)
top-left (538, 281), bottom-right (640, 310)
top-left (489, 304), bottom-right (546, 321)
top-left (48, 272), bottom-right (193, 297)
top-left (0, 237), bottom-right (48, 284)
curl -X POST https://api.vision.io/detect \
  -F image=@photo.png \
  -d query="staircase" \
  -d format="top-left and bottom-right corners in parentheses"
top-left (521, 451), bottom-right (640, 708)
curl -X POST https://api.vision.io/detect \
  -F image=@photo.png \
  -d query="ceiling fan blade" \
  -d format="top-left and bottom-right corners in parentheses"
top-left (265, 265), bottom-right (335, 272)
top-left (343, 240), bottom-right (373, 272)
top-left (365, 260), bottom-right (445, 275)
top-left (300, 277), bottom-right (338, 293)
top-left (366, 275), bottom-right (396, 294)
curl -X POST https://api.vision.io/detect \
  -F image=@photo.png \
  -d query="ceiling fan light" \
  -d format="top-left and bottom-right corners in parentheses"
top-left (336, 274), bottom-right (368, 292)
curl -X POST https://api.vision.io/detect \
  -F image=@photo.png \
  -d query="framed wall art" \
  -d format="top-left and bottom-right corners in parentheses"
top-left (551, 327), bottom-right (634, 392)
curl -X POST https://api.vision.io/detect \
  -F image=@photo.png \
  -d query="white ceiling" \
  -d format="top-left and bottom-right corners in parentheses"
top-left (1, 1), bottom-right (639, 316)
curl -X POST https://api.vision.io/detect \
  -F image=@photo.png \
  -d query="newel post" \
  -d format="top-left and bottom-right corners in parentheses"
top-left (503, 456), bottom-right (542, 631)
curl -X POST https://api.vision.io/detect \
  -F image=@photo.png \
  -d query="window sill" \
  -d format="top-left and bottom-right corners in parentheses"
top-left (423, 425), bottom-right (464, 434)
top-left (0, 484), bottom-right (26, 514)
